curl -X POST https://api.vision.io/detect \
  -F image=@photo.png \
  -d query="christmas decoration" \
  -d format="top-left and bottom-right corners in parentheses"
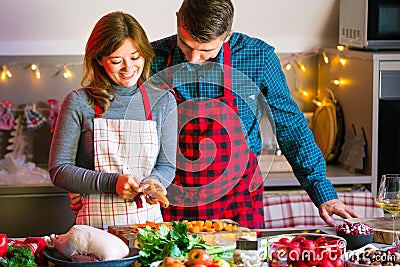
top-left (5, 115), bottom-right (27, 158)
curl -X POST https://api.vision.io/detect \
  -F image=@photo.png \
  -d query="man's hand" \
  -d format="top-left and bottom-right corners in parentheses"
top-left (68, 192), bottom-right (83, 215)
top-left (318, 199), bottom-right (361, 227)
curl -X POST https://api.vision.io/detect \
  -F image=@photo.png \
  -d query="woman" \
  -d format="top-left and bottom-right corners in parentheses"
top-left (48, 11), bottom-right (177, 230)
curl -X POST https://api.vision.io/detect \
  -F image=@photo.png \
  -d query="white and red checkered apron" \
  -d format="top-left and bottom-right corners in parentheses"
top-left (162, 42), bottom-right (265, 229)
top-left (75, 84), bottom-right (163, 230)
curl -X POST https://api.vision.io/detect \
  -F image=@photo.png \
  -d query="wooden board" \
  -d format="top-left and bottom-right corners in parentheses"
top-left (108, 223), bottom-right (257, 247)
top-left (347, 217), bottom-right (400, 245)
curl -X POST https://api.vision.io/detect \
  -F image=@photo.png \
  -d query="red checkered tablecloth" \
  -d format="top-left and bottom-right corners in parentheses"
top-left (263, 190), bottom-right (383, 228)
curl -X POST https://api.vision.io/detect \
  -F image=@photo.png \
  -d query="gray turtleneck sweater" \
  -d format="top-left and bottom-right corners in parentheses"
top-left (48, 84), bottom-right (177, 194)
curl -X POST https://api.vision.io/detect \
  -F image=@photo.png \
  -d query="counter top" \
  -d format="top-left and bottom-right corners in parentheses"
top-left (0, 182), bottom-right (67, 195)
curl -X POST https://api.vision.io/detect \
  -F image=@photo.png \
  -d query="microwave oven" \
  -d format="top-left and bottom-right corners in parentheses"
top-left (339, 0), bottom-right (400, 50)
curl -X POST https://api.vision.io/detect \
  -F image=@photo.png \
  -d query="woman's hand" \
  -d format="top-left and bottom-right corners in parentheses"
top-left (68, 192), bottom-right (83, 215)
top-left (116, 174), bottom-right (142, 200)
top-left (141, 179), bottom-right (169, 207)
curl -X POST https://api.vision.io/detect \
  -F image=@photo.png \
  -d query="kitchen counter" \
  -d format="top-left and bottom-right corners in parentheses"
top-left (0, 182), bottom-right (67, 195)
top-left (0, 182), bottom-right (75, 238)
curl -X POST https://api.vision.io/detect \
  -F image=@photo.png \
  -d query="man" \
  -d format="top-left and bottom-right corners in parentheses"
top-left (149, 0), bottom-right (359, 228)
top-left (70, 0), bottom-right (360, 228)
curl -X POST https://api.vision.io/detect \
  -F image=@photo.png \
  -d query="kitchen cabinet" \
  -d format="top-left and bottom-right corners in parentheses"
top-left (0, 183), bottom-right (76, 238)
top-left (262, 48), bottom-right (400, 197)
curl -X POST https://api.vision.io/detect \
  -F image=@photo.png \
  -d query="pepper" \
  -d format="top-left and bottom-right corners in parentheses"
top-left (0, 233), bottom-right (7, 258)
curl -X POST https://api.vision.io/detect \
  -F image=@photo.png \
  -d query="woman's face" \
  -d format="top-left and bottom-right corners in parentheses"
top-left (99, 38), bottom-right (145, 87)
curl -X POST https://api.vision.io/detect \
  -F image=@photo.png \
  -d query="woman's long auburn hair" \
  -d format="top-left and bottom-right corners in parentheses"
top-left (81, 11), bottom-right (155, 115)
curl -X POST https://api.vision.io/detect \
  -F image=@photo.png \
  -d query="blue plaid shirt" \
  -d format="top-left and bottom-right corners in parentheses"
top-left (150, 32), bottom-right (338, 206)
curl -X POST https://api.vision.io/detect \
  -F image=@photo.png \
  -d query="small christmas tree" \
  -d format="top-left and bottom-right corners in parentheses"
top-left (5, 115), bottom-right (27, 158)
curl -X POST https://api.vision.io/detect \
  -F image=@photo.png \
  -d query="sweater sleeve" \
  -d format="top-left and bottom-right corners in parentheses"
top-left (146, 91), bottom-right (178, 188)
top-left (48, 90), bottom-right (119, 194)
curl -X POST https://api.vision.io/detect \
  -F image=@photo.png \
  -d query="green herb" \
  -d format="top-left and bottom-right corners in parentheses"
top-left (0, 245), bottom-right (37, 267)
top-left (137, 221), bottom-right (209, 267)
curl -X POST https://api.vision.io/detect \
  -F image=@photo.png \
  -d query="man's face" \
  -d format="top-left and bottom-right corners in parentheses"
top-left (176, 26), bottom-right (231, 64)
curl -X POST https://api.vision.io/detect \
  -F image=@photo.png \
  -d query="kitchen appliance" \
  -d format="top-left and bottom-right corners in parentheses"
top-left (339, 0), bottom-right (400, 50)
top-left (378, 61), bottom-right (400, 183)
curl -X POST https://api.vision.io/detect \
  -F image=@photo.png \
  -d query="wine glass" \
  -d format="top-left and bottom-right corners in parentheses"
top-left (376, 174), bottom-right (400, 245)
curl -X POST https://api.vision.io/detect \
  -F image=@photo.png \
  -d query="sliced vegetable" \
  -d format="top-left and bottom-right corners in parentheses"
top-left (137, 221), bottom-right (211, 267)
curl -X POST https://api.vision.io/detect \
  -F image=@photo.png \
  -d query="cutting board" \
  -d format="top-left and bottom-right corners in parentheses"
top-left (347, 217), bottom-right (400, 244)
top-left (108, 223), bottom-right (257, 247)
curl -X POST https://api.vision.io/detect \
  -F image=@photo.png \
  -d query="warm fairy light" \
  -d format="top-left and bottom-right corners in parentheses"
top-left (336, 45), bottom-right (345, 52)
top-left (296, 61), bottom-right (306, 72)
top-left (298, 89), bottom-right (310, 97)
top-left (339, 58), bottom-right (347, 66)
top-left (1, 65), bottom-right (12, 81)
top-left (34, 69), bottom-right (41, 79)
top-left (30, 64), bottom-right (41, 79)
top-left (285, 63), bottom-right (292, 71)
top-left (62, 65), bottom-right (73, 79)
top-left (323, 53), bottom-right (329, 64)
top-left (313, 99), bottom-right (322, 107)
top-left (332, 79), bottom-right (345, 86)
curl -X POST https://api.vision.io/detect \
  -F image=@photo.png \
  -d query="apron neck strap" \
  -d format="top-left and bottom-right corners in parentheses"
top-left (223, 42), bottom-right (233, 99)
top-left (94, 103), bottom-right (102, 118)
top-left (94, 81), bottom-right (153, 121)
top-left (138, 80), bottom-right (152, 120)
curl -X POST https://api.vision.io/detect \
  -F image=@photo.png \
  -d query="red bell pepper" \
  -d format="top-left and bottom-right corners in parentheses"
top-left (0, 233), bottom-right (8, 258)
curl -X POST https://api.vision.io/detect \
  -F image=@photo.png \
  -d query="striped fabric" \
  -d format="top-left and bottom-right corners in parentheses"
top-left (263, 190), bottom-right (384, 228)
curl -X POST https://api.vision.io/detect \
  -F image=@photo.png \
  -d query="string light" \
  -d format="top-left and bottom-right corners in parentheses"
top-left (0, 60), bottom-right (82, 82)
top-left (336, 45), bottom-right (346, 52)
top-left (339, 57), bottom-right (347, 66)
top-left (30, 64), bottom-right (41, 79)
top-left (312, 99), bottom-right (322, 106)
top-left (297, 89), bottom-right (310, 97)
top-left (1, 65), bottom-right (12, 81)
top-left (323, 52), bottom-right (329, 64)
top-left (62, 65), bottom-right (73, 79)
top-left (284, 62), bottom-right (292, 71)
top-left (296, 61), bottom-right (306, 72)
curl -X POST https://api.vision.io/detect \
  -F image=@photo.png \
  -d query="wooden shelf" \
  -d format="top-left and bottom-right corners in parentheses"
top-left (259, 154), bottom-right (372, 187)
top-left (263, 164), bottom-right (372, 187)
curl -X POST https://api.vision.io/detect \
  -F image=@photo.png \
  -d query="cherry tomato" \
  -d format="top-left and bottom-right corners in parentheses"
top-left (294, 260), bottom-right (309, 267)
top-left (304, 250), bottom-right (322, 266)
top-left (301, 239), bottom-right (317, 251)
top-left (292, 235), bottom-right (306, 243)
top-left (317, 259), bottom-right (335, 267)
top-left (315, 237), bottom-right (328, 245)
top-left (278, 237), bottom-right (291, 246)
top-left (331, 258), bottom-right (344, 267)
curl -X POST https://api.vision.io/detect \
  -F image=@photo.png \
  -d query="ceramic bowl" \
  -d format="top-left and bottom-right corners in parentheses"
top-left (336, 231), bottom-right (374, 251)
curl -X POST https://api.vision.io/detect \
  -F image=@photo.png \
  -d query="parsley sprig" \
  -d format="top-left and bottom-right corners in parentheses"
top-left (0, 245), bottom-right (37, 267)
top-left (137, 221), bottom-right (209, 267)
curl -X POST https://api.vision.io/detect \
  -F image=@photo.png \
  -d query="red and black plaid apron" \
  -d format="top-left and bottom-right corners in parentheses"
top-left (162, 42), bottom-right (265, 229)
top-left (75, 84), bottom-right (163, 230)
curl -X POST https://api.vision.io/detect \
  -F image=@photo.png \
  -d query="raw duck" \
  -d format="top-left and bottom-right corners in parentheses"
top-left (46, 224), bottom-right (129, 262)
